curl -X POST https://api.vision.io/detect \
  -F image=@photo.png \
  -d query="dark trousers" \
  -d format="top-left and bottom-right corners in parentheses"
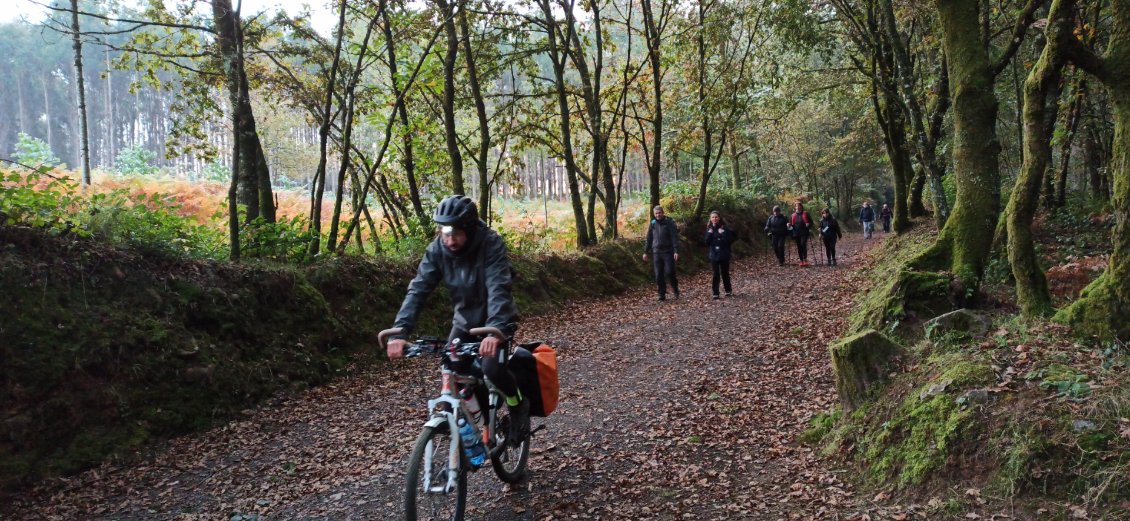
top-left (794, 234), bottom-right (809, 261)
top-left (652, 252), bottom-right (679, 297)
top-left (823, 237), bottom-right (838, 264)
top-left (449, 328), bottom-right (518, 397)
top-left (882, 217), bottom-right (891, 232)
top-left (711, 259), bottom-right (732, 295)
top-left (770, 234), bottom-right (787, 264)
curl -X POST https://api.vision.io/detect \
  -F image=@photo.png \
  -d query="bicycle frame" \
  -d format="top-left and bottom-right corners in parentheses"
top-left (420, 355), bottom-right (504, 494)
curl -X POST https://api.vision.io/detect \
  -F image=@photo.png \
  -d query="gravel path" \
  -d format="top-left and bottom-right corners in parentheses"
top-left (6, 233), bottom-right (881, 521)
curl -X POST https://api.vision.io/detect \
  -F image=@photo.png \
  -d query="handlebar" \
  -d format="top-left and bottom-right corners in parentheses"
top-left (378, 326), bottom-right (506, 348)
top-left (377, 326), bottom-right (509, 359)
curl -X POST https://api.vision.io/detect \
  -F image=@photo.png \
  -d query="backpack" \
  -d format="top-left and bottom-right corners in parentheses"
top-left (511, 343), bottom-right (560, 417)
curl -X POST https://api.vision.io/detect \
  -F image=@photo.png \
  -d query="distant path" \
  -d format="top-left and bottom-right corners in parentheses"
top-left (7, 232), bottom-right (883, 520)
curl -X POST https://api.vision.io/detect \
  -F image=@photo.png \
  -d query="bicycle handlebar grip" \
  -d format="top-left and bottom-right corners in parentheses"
top-left (468, 326), bottom-right (505, 340)
top-left (377, 327), bottom-right (405, 348)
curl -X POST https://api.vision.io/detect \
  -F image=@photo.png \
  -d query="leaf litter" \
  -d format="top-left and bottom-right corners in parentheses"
top-left (6, 235), bottom-right (892, 520)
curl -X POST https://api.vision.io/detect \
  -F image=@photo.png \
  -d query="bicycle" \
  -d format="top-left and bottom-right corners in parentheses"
top-left (378, 326), bottom-right (535, 521)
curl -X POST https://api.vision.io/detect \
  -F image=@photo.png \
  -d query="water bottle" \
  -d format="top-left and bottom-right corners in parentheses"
top-left (457, 418), bottom-right (486, 467)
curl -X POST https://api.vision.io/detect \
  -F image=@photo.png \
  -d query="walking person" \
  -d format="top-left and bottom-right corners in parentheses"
top-left (859, 201), bottom-right (876, 239)
top-left (643, 205), bottom-right (680, 300)
top-left (789, 200), bottom-right (814, 266)
top-left (879, 203), bottom-right (893, 233)
top-left (764, 205), bottom-right (789, 266)
top-left (819, 208), bottom-right (843, 266)
top-left (704, 210), bottom-right (736, 299)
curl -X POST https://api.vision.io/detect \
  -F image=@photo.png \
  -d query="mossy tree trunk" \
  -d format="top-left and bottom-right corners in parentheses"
top-left (1007, 0), bottom-right (1075, 318)
top-left (1056, 0), bottom-right (1130, 339)
top-left (921, 0), bottom-right (1020, 298)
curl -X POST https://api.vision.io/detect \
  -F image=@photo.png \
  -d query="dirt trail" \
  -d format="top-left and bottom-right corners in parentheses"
top-left (7, 234), bottom-right (881, 520)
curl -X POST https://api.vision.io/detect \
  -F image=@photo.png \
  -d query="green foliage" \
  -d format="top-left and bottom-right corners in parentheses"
top-left (113, 145), bottom-right (161, 177)
top-left (0, 170), bottom-right (82, 233)
top-left (83, 190), bottom-right (224, 258)
top-left (241, 215), bottom-right (314, 263)
top-left (12, 133), bottom-right (61, 168)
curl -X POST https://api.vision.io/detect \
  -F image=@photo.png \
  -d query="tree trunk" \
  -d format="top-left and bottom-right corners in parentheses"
top-left (539, 0), bottom-right (589, 247)
top-left (309, 0), bottom-right (347, 255)
top-left (923, 0), bottom-right (1003, 296)
top-left (1007, 0), bottom-right (1073, 317)
top-left (381, 0), bottom-right (427, 228)
top-left (1056, 0), bottom-right (1130, 340)
top-left (436, 0), bottom-right (464, 194)
top-left (909, 166), bottom-right (928, 217)
top-left (329, 10), bottom-right (378, 253)
top-left (458, 1), bottom-right (492, 219)
top-left (212, 0), bottom-right (275, 225)
top-left (70, 0), bottom-right (91, 186)
top-left (641, 0), bottom-right (664, 209)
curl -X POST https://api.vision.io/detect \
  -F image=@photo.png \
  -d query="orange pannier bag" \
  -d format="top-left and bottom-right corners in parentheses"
top-left (512, 342), bottom-right (559, 417)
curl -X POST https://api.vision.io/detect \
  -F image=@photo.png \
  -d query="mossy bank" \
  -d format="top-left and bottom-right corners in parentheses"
top-left (807, 221), bottom-right (1130, 517)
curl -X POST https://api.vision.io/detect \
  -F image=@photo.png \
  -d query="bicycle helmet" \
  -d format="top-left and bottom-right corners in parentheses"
top-left (433, 195), bottom-right (479, 229)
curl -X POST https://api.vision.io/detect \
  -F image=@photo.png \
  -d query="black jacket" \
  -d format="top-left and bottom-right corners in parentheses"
top-left (819, 216), bottom-right (843, 240)
top-left (704, 222), bottom-right (736, 262)
top-left (394, 222), bottom-right (518, 339)
top-left (859, 206), bottom-right (876, 222)
top-left (764, 214), bottom-right (789, 236)
top-left (645, 216), bottom-right (679, 254)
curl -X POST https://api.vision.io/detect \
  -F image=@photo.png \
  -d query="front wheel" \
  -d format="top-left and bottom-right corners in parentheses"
top-left (404, 423), bottom-right (466, 521)
top-left (489, 404), bottom-right (530, 483)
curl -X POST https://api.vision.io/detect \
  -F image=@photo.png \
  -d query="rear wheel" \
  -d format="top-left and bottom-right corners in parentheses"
top-left (489, 402), bottom-right (530, 483)
top-left (404, 423), bottom-right (466, 521)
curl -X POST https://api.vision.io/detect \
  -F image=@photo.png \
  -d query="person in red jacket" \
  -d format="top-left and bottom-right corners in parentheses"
top-left (788, 200), bottom-right (814, 266)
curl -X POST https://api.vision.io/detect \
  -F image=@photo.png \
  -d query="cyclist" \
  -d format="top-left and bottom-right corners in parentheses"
top-left (385, 195), bottom-right (529, 443)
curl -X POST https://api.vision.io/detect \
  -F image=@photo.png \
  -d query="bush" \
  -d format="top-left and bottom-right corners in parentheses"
top-left (0, 169), bottom-right (81, 232)
top-left (114, 145), bottom-right (161, 177)
top-left (82, 190), bottom-right (224, 258)
top-left (241, 215), bottom-right (315, 263)
top-left (12, 133), bottom-right (61, 168)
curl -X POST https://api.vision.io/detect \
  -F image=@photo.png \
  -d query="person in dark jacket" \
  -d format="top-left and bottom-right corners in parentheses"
top-left (879, 203), bottom-right (893, 233)
top-left (764, 205), bottom-right (789, 266)
top-left (819, 208), bottom-right (844, 266)
top-left (789, 200), bottom-right (814, 266)
top-left (859, 201), bottom-right (876, 239)
top-left (704, 210), bottom-right (736, 299)
top-left (386, 195), bottom-right (528, 441)
top-left (643, 205), bottom-right (680, 300)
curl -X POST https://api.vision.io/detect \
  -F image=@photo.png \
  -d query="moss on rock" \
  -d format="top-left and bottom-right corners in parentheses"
top-left (830, 330), bottom-right (903, 410)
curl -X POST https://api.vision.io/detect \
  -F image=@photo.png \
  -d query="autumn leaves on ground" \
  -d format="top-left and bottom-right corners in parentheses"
top-left (7, 236), bottom-right (877, 520)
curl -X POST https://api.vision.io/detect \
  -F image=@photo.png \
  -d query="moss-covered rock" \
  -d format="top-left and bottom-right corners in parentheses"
top-left (924, 308), bottom-right (993, 342)
top-left (830, 330), bottom-right (903, 410)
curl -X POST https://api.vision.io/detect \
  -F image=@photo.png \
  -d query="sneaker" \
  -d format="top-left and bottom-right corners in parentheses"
top-left (508, 399), bottom-right (530, 447)
top-left (673, 290), bottom-right (680, 300)
top-left (712, 294), bottom-right (720, 300)
top-left (658, 295), bottom-right (666, 301)
top-left (725, 292), bottom-right (732, 297)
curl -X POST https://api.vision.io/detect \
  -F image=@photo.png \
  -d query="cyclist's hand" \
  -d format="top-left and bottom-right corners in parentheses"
top-left (480, 335), bottom-right (501, 358)
top-left (387, 338), bottom-right (407, 359)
